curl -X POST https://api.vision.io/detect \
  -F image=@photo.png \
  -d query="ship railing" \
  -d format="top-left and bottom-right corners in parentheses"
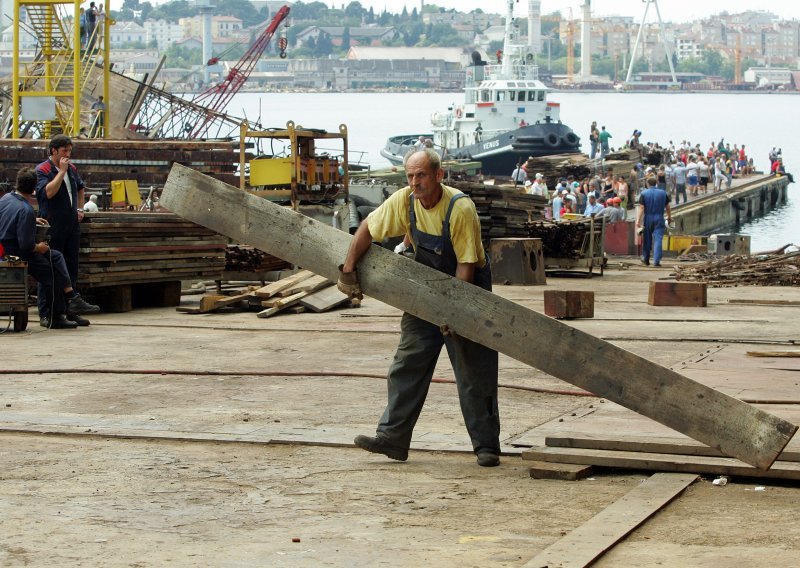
top-left (483, 63), bottom-right (539, 82)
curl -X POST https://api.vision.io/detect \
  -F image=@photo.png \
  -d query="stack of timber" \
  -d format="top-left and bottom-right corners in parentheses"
top-left (78, 212), bottom-right (226, 288)
top-left (225, 245), bottom-right (291, 273)
top-left (527, 219), bottom-right (597, 260)
top-left (0, 138), bottom-right (244, 191)
top-left (674, 248), bottom-right (800, 287)
top-left (449, 181), bottom-right (547, 239)
top-left (185, 270), bottom-right (350, 317)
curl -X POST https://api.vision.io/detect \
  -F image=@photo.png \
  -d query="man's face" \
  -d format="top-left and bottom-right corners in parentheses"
top-left (405, 153), bottom-right (443, 207)
top-left (51, 145), bottom-right (72, 162)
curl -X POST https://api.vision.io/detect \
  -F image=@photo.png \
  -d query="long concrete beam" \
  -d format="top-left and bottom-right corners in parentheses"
top-left (161, 164), bottom-right (797, 470)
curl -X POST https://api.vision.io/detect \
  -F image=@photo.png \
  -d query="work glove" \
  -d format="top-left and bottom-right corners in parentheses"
top-left (394, 241), bottom-right (408, 254)
top-left (636, 226), bottom-right (644, 235)
top-left (337, 264), bottom-right (363, 300)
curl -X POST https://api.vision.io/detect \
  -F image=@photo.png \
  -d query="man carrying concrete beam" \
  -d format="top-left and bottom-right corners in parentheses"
top-left (337, 149), bottom-right (502, 467)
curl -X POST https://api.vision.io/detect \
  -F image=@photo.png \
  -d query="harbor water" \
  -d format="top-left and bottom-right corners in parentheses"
top-left (227, 92), bottom-right (798, 251)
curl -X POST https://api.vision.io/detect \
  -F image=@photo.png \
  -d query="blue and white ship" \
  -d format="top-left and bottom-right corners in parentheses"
top-left (380, 0), bottom-right (580, 175)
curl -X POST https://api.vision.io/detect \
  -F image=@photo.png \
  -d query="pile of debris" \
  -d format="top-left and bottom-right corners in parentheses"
top-left (181, 270), bottom-right (352, 317)
top-left (674, 246), bottom-right (800, 287)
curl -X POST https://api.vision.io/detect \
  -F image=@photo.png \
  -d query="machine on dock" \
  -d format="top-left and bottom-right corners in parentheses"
top-left (0, 259), bottom-right (29, 332)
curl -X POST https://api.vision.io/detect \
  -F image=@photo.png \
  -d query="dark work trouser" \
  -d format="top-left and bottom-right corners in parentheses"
top-left (37, 221), bottom-right (79, 318)
top-left (376, 312), bottom-right (501, 454)
top-left (29, 250), bottom-right (70, 319)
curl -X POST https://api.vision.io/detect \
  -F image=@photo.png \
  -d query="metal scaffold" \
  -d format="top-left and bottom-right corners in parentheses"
top-left (9, 0), bottom-right (110, 139)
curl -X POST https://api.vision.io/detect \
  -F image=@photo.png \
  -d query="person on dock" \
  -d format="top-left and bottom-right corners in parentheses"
top-left (636, 176), bottom-right (672, 268)
top-left (772, 157), bottom-right (794, 183)
top-left (83, 194), bottom-right (99, 213)
top-left (337, 148), bottom-right (501, 468)
top-left (511, 163), bottom-right (527, 185)
top-left (531, 173), bottom-right (548, 197)
top-left (670, 160), bottom-right (687, 204)
top-left (583, 193), bottom-right (604, 217)
top-left (698, 158), bottom-right (710, 194)
top-left (589, 121), bottom-right (599, 159)
top-left (599, 126), bottom-right (612, 159)
top-left (36, 134), bottom-right (97, 326)
top-left (0, 168), bottom-right (98, 328)
top-left (686, 157), bottom-right (700, 197)
top-left (90, 96), bottom-right (105, 138)
top-left (551, 189), bottom-right (564, 222)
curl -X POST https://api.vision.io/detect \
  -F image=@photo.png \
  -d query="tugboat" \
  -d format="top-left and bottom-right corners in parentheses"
top-left (380, 0), bottom-right (580, 175)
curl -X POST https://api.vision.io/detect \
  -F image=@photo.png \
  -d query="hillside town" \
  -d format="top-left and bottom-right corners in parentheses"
top-left (1, 1), bottom-right (799, 91)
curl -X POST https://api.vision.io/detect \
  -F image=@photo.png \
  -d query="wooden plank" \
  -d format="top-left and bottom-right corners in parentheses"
top-left (528, 460), bottom-right (594, 481)
top-left (257, 291), bottom-right (307, 318)
top-left (299, 286), bottom-right (350, 313)
top-left (545, 434), bottom-right (800, 463)
top-left (521, 446), bottom-right (800, 480)
top-left (253, 270), bottom-right (314, 298)
top-left (279, 274), bottom-right (331, 296)
top-left (747, 351), bottom-right (800, 358)
top-left (522, 473), bottom-right (698, 568)
top-left (160, 163), bottom-right (798, 470)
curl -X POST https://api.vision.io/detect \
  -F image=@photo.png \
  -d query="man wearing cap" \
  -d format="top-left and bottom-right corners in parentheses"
top-left (531, 173), bottom-right (547, 197)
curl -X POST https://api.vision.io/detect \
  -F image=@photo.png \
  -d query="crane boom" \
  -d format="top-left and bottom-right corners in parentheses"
top-left (188, 5), bottom-right (290, 139)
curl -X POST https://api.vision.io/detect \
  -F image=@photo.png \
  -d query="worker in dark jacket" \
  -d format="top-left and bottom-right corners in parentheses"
top-left (36, 134), bottom-right (96, 325)
top-left (0, 169), bottom-right (98, 328)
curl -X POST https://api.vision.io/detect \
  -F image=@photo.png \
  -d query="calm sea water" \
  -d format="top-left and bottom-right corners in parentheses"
top-left (226, 91), bottom-right (798, 251)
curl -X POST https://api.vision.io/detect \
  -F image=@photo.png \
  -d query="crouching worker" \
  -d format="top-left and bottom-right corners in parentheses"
top-left (337, 148), bottom-right (502, 467)
top-left (0, 168), bottom-right (99, 329)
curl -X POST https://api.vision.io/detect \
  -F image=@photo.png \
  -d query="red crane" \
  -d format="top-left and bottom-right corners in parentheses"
top-left (188, 5), bottom-right (290, 139)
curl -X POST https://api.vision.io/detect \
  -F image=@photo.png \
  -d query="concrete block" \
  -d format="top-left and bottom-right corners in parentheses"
top-left (648, 281), bottom-right (707, 307)
top-left (544, 290), bottom-right (594, 319)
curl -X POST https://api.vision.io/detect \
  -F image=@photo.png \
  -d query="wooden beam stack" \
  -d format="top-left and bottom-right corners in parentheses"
top-left (450, 181), bottom-right (547, 239)
top-left (78, 212), bottom-right (226, 288)
top-left (0, 138), bottom-right (244, 190)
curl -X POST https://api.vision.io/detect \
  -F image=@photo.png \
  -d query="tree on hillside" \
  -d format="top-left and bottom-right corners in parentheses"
top-left (344, 1), bottom-right (366, 21)
top-left (291, 1), bottom-right (329, 21)
top-left (341, 26), bottom-right (351, 51)
top-left (148, 0), bottom-right (195, 23)
top-left (424, 23), bottom-right (462, 47)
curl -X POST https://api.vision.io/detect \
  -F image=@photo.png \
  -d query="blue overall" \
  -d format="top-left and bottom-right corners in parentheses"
top-left (639, 187), bottom-right (669, 265)
top-left (375, 194), bottom-right (500, 455)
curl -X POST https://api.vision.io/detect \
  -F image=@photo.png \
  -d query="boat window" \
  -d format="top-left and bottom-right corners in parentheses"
top-left (496, 91), bottom-right (506, 102)
top-left (528, 91), bottom-right (537, 101)
top-left (481, 90), bottom-right (491, 102)
top-left (509, 91), bottom-right (516, 101)
top-left (538, 91), bottom-right (545, 101)
top-left (518, 91), bottom-right (525, 101)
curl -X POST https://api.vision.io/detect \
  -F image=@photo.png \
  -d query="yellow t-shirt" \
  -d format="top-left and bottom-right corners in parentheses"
top-left (367, 184), bottom-right (485, 266)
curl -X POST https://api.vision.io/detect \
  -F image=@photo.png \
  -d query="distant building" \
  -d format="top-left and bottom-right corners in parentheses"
top-left (143, 19), bottom-right (184, 51)
top-left (295, 26), bottom-right (399, 48)
top-left (743, 66), bottom-right (793, 87)
top-left (675, 36), bottom-right (703, 60)
top-left (180, 15), bottom-right (243, 40)
top-left (110, 21), bottom-right (147, 47)
top-left (346, 46), bottom-right (471, 66)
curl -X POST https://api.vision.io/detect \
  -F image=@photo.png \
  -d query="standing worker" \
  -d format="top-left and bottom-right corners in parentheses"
top-left (510, 163), bottom-right (527, 185)
top-left (0, 169), bottom-right (98, 328)
top-left (337, 148), bottom-right (501, 467)
top-left (636, 177), bottom-right (672, 267)
top-left (36, 134), bottom-right (98, 326)
top-left (599, 126), bottom-right (612, 159)
top-left (90, 96), bottom-right (105, 138)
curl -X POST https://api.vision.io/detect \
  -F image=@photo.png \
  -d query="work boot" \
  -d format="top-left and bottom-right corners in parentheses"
top-left (476, 451), bottom-right (500, 467)
top-left (68, 312), bottom-right (91, 326)
top-left (68, 294), bottom-right (100, 314)
top-left (353, 435), bottom-right (408, 461)
top-left (40, 314), bottom-right (79, 329)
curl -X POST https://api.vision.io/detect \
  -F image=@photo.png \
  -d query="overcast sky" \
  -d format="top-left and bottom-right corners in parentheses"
top-left (326, 1), bottom-right (798, 23)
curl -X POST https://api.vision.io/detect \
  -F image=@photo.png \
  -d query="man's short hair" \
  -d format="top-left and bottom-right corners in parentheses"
top-left (16, 168), bottom-right (37, 195)
top-left (49, 134), bottom-right (73, 153)
top-left (403, 148), bottom-right (441, 172)
top-left (647, 176), bottom-right (658, 187)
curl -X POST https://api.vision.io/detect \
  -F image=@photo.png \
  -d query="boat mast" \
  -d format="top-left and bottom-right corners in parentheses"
top-left (501, 0), bottom-right (515, 74)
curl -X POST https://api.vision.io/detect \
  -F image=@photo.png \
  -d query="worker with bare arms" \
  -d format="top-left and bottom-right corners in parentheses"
top-left (337, 148), bottom-right (501, 467)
